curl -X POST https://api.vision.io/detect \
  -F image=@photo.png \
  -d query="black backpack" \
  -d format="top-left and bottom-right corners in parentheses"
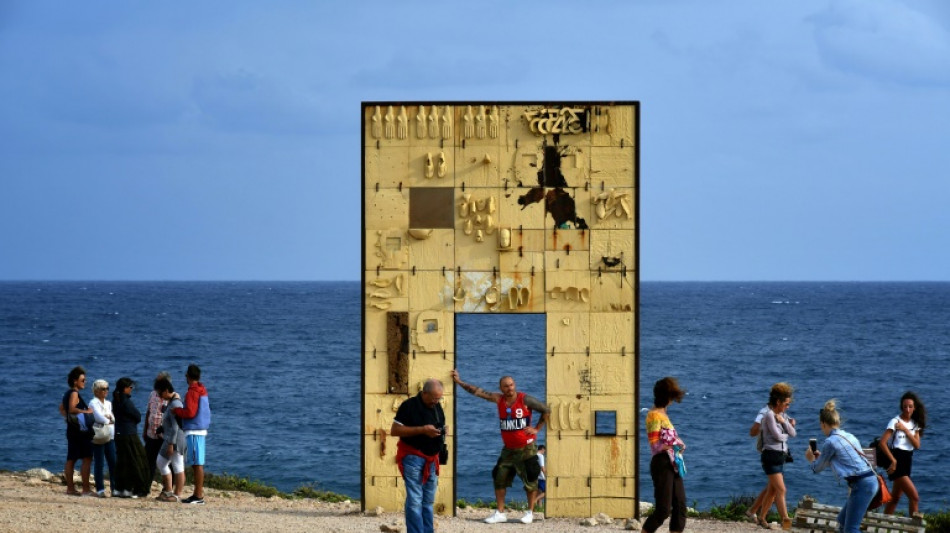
top-left (869, 436), bottom-right (892, 469)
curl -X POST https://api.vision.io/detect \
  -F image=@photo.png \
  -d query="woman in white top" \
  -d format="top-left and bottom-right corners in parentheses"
top-left (878, 391), bottom-right (926, 515)
top-left (89, 379), bottom-right (117, 497)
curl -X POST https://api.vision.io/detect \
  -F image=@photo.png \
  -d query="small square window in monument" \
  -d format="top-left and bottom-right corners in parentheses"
top-left (594, 410), bottom-right (617, 436)
top-left (410, 188), bottom-right (455, 229)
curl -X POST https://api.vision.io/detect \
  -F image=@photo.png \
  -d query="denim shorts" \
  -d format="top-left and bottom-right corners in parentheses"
top-left (761, 450), bottom-right (785, 475)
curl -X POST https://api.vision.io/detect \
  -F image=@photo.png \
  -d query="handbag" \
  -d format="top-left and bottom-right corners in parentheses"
top-left (92, 423), bottom-right (111, 445)
top-left (868, 473), bottom-right (892, 510)
top-left (840, 435), bottom-right (892, 510)
top-left (436, 408), bottom-right (448, 465)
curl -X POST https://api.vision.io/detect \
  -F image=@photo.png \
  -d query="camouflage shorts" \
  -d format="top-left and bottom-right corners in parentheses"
top-left (492, 443), bottom-right (541, 492)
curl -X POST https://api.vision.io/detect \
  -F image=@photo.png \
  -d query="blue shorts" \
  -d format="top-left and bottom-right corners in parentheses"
top-left (538, 479), bottom-right (546, 493)
top-left (186, 434), bottom-right (206, 466)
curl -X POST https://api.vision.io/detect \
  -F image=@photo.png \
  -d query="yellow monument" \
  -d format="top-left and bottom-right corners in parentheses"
top-left (362, 102), bottom-right (639, 518)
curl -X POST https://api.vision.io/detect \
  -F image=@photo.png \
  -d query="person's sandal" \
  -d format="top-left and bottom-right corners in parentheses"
top-left (782, 517), bottom-right (793, 530)
top-left (745, 511), bottom-right (758, 523)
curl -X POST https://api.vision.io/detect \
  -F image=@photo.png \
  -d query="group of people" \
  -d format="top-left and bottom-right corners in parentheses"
top-left (643, 378), bottom-right (926, 533)
top-left (59, 364), bottom-right (211, 504)
top-left (390, 370), bottom-right (549, 533)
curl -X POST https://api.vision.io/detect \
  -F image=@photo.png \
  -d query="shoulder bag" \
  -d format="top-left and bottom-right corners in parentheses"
top-left (840, 435), bottom-right (891, 510)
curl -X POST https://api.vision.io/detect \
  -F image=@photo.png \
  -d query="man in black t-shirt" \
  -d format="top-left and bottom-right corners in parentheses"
top-left (390, 379), bottom-right (445, 533)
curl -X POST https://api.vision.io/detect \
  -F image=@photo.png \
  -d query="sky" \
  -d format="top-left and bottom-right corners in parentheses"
top-left (2, 1), bottom-right (949, 281)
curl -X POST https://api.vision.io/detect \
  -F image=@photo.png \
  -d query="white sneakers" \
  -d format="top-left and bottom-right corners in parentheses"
top-left (484, 510), bottom-right (507, 524)
top-left (520, 511), bottom-right (534, 524)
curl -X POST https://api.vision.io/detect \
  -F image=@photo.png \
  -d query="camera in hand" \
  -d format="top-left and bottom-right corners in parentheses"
top-left (809, 438), bottom-right (818, 453)
top-left (437, 424), bottom-right (448, 465)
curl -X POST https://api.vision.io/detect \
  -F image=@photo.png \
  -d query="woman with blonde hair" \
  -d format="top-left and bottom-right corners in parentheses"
top-left (806, 400), bottom-right (877, 533)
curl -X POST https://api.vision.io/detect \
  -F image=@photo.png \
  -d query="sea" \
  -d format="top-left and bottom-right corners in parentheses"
top-left (1, 281), bottom-right (947, 512)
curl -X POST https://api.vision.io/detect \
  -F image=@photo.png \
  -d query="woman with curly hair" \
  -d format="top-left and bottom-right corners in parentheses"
top-left (879, 391), bottom-right (926, 515)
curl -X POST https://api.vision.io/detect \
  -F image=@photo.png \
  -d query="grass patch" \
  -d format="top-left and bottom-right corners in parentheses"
top-left (198, 472), bottom-right (354, 503)
top-left (924, 509), bottom-right (950, 533)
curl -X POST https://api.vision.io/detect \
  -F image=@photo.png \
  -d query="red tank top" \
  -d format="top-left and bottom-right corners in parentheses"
top-left (497, 392), bottom-right (533, 449)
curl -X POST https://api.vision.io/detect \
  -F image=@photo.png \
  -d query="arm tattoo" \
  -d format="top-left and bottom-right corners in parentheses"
top-left (523, 395), bottom-right (550, 414)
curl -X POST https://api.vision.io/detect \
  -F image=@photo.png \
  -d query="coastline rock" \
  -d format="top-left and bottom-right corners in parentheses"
top-left (380, 523), bottom-right (403, 533)
top-left (595, 512), bottom-right (614, 524)
top-left (580, 517), bottom-right (599, 526)
top-left (24, 468), bottom-right (53, 481)
top-left (625, 518), bottom-right (642, 530)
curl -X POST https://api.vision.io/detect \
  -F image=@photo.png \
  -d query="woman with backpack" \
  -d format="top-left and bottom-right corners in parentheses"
top-left (878, 391), bottom-right (926, 515)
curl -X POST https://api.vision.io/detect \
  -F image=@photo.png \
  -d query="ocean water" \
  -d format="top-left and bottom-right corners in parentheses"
top-left (0, 281), bottom-right (946, 512)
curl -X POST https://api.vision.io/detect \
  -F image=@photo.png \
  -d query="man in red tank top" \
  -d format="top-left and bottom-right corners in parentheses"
top-left (450, 369), bottom-right (550, 524)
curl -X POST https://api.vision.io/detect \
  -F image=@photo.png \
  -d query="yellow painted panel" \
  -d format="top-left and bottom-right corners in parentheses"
top-left (408, 350), bottom-right (456, 391)
top-left (498, 187), bottom-right (546, 230)
top-left (589, 313), bottom-right (634, 355)
top-left (364, 393), bottom-right (404, 435)
top-left (364, 433), bottom-right (400, 475)
top-left (588, 187), bottom-right (635, 230)
top-left (590, 436), bottom-right (635, 477)
top-left (455, 272), bottom-right (544, 313)
top-left (455, 145), bottom-right (502, 188)
top-left (409, 310), bottom-right (454, 353)
top-left (590, 104), bottom-right (636, 148)
top-left (544, 270), bottom-right (591, 312)
top-left (590, 146), bottom-right (635, 187)
top-left (589, 230), bottom-right (634, 272)
top-left (544, 250), bottom-right (591, 273)
top-left (362, 304), bottom-right (388, 354)
top-left (547, 435), bottom-right (590, 479)
top-left (408, 272), bottom-right (453, 312)
top-left (366, 296), bottom-right (408, 314)
top-left (499, 250), bottom-right (543, 274)
top-left (364, 349), bottom-right (389, 395)
top-left (546, 394), bottom-right (591, 433)
top-left (504, 228), bottom-right (545, 252)
top-left (589, 497), bottom-right (637, 519)
top-left (547, 497), bottom-right (591, 518)
top-left (408, 229), bottom-right (455, 272)
top-left (546, 355), bottom-right (589, 400)
top-left (365, 189), bottom-right (410, 231)
top-left (366, 145), bottom-right (412, 189)
top-left (589, 270), bottom-right (635, 313)
top-left (546, 312), bottom-right (589, 353)
top-left (454, 229), bottom-right (500, 273)
top-left (365, 229), bottom-right (411, 271)
top-left (558, 145), bottom-right (591, 187)
top-left (545, 228), bottom-right (590, 252)
top-left (588, 352), bottom-right (635, 396)
top-left (407, 146), bottom-right (454, 188)
top-left (590, 395), bottom-right (636, 432)
top-left (363, 475), bottom-right (404, 512)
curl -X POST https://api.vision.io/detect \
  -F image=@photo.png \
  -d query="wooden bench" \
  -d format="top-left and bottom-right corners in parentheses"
top-left (791, 496), bottom-right (926, 533)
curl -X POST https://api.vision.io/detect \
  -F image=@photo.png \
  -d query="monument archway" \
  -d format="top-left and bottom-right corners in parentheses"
top-left (361, 101), bottom-right (639, 518)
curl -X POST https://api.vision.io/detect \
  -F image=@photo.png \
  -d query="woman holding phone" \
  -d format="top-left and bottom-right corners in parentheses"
top-left (806, 399), bottom-right (877, 533)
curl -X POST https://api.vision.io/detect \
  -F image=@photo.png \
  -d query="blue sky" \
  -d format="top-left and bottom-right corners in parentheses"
top-left (2, 1), bottom-right (949, 281)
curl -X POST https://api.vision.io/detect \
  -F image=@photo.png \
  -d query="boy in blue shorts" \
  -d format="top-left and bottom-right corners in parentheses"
top-left (173, 364), bottom-right (211, 504)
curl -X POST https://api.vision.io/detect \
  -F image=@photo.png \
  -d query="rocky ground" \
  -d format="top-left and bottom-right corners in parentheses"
top-left (0, 469), bottom-right (767, 532)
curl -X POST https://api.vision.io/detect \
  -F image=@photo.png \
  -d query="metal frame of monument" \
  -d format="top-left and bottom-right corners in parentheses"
top-left (361, 101), bottom-right (640, 519)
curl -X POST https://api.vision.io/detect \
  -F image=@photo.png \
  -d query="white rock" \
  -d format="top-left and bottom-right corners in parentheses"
top-left (639, 501), bottom-right (654, 515)
top-left (24, 468), bottom-right (53, 481)
top-left (380, 523), bottom-right (402, 533)
top-left (595, 512), bottom-right (613, 524)
top-left (624, 518), bottom-right (642, 530)
top-left (580, 517), bottom-right (599, 526)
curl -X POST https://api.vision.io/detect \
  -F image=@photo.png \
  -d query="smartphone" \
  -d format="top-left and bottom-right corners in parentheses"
top-left (809, 438), bottom-right (818, 453)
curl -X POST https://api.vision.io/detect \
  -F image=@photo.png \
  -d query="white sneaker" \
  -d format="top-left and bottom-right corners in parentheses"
top-left (520, 511), bottom-right (534, 524)
top-left (484, 510), bottom-right (507, 524)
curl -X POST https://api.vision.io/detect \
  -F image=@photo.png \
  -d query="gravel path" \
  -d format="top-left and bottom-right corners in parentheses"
top-left (0, 470), bottom-right (766, 532)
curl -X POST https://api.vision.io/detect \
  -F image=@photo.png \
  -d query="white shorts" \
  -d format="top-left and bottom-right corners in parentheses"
top-left (157, 452), bottom-right (185, 475)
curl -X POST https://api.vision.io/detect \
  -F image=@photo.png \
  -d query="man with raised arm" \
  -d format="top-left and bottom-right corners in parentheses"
top-left (450, 369), bottom-right (550, 524)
